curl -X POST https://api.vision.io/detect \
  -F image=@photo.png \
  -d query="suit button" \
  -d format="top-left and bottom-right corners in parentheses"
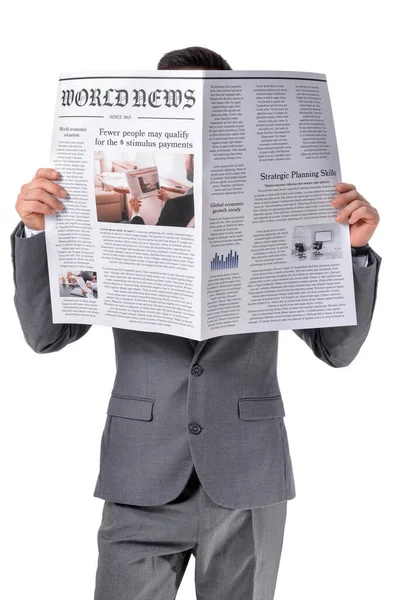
top-left (189, 423), bottom-right (202, 435)
top-left (191, 364), bottom-right (203, 376)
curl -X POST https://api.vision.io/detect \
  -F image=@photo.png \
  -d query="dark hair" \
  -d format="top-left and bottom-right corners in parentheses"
top-left (158, 46), bottom-right (232, 70)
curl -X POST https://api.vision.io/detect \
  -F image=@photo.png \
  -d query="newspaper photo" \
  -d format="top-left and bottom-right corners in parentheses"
top-left (44, 69), bottom-right (357, 340)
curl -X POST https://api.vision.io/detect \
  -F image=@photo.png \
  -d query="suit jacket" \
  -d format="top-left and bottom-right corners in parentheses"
top-left (10, 220), bottom-right (382, 508)
top-left (130, 190), bottom-right (194, 227)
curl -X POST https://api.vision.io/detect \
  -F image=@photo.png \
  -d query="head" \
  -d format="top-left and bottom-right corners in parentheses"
top-left (157, 46), bottom-right (232, 71)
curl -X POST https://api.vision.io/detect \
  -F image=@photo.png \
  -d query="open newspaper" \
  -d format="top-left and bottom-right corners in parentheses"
top-left (45, 69), bottom-right (357, 340)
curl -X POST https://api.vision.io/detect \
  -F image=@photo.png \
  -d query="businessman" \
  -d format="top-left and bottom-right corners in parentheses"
top-left (129, 153), bottom-right (195, 227)
top-left (11, 46), bottom-right (382, 600)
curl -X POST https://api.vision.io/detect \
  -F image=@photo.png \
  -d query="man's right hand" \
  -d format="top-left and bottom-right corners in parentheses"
top-left (15, 168), bottom-right (67, 231)
top-left (128, 196), bottom-right (142, 214)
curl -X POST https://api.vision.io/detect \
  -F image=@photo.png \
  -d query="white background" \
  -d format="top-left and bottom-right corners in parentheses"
top-left (1, 1), bottom-right (398, 599)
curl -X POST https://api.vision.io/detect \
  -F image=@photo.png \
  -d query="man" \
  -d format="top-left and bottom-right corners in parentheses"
top-left (129, 153), bottom-right (195, 227)
top-left (11, 46), bottom-right (381, 599)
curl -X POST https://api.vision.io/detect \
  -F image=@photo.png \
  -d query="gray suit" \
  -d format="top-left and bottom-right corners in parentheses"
top-left (10, 220), bottom-right (382, 509)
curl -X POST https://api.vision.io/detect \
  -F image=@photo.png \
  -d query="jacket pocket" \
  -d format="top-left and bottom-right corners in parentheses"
top-left (107, 393), bottom-right (154, 421)
top-left (238, 395), bottom-right (285, 420)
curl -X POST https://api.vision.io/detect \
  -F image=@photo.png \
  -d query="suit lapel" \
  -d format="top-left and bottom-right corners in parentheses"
top-left (188, 338), bottom-right (197, 350)
top-left (187, 337), bottom-right (208, 359)
top-left (192, 339), bottom-right (208, 361)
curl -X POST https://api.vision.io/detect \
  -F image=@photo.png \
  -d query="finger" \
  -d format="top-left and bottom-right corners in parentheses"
top-left (335, 182), bottom-right (356, 192)
top-left (22, 177), bottom-right (68, 199)
top-left (35, 168), bottom-right (60, 180)
top-left (331, 189), bottom-right (359, 206)
top-left (20, 189), bottom-right (65, 211)
top-left (337, 202), bottom-right (377, 223)
top-left (332, 189), bottom-right (370, 208)
top-left (348, 205), bottom-right (379, 225)
top-left (335, 199), bottom-right (366, 221)
top-left (19, 189), bottom-right (64, 212)
top-left (20, 200), bottom-right (57, 216)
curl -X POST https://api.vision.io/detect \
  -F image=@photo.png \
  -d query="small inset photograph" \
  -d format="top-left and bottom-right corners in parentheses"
top-left (59, 270), bottom-right (98, 299)
top-left (93, 151), bottom-right (195, 228)
top-left (290, 223), bottom-right (343, 262)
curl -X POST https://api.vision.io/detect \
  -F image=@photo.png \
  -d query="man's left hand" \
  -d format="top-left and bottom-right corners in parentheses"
top-left (158, 188), bottom-right (173, 203)
top-left (331, 182), bottom-right (380, 247)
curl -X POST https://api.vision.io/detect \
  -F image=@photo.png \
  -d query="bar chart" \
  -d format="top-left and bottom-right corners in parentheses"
top-left (210, 250), bottom-right (239, 271)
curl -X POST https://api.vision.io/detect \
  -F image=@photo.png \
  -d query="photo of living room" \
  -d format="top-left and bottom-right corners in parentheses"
top-left (290, 223), bottom-right (343, 262)
top-left (59, 270), bottom-right (98, 299)
top-left (93, 151), bottom-right (195, 228)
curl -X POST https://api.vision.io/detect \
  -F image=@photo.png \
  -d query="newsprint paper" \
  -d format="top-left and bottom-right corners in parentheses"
top-left (45, 69), bottom-right (357, 341)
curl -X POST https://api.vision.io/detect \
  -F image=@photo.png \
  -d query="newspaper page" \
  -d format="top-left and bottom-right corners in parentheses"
top-left (45, 70), bottom-right (357, 341)
top-left (200, 70), bottom-right (357, 338)
top-left (45, 70), bottom-right (204, 340)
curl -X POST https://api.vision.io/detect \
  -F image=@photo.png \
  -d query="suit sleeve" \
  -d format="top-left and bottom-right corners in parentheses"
top-left (129, 215), bottom-right (145, 224)
top-left (156, 198), bottom-right (181, 227)
top-left (10, 220), bottom-right (91, 354)
top-left (292, 246), bottom-right (382, 367)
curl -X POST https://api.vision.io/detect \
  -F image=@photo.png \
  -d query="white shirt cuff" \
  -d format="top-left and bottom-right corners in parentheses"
top-left (24, 225), bottom-right (44, 238)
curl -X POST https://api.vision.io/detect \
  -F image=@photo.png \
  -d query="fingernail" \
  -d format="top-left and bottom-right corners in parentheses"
top-left (335, 214), bottom-right (340, 221)
top-left (60, 189), bottom-right (68, 198)
top-left (52, 170), bottom-right (59, 178)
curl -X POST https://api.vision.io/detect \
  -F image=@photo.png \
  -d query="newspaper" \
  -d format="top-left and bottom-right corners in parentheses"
top-left (45, 69), bottom-right (357, 340)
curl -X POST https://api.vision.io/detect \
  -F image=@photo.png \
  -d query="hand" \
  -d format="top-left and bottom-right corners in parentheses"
top-left (16, 168), bottom-right (67, 230)
top-left (128, 196), bottom-right (142, 213)
top-left (86, 281), bottom-right (92, 289)
top-left (331, 182), bottom-right (380, 247)
top-left (158, 187), bottom-right (173, 203)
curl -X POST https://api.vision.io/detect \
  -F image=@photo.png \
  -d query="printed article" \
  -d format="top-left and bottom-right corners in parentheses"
top-left (44, 70), bottom-right (357, 340)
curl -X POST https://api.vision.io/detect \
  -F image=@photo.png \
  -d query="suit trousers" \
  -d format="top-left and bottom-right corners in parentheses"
top-left (94, 468), bottom-right (288, 600)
